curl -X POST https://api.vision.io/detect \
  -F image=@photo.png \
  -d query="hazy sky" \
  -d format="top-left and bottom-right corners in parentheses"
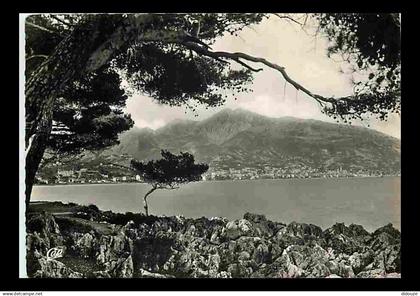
top-left (125, 15), bottom-right (401, 139)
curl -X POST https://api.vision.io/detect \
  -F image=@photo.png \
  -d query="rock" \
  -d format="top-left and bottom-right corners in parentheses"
top-left (286, 221), bottom-right (323, 239)
top-left (243, 213), bottom-right (277, 238)
top-left (26, 213), bottom-right (64, 256)
top-left (252, 243), bottom-right (270, 264)
top-left (221, 219), bottom-right (255, 240)
top-left (275, 254), bottom-right (305, 278)
top-left (71, 232), bottom-right (95, 258)
top-left (372, 223), bottom-right (400, 240)
top-left (357, 268), bottom-right (386, 278)
top-left (370, 232), bottom-right (398, 251)
top-left (26, 203), bottom-right (401, 279)
top-left (227, 262), bottom-right (253, 278)
top-left (112, 255), bottom-right (134, 278)
top-left (372, 244), bottom-right (400, 273)
top-left (348, 250), bottom-right (374, 275)
top-left (238, 251), bottom-right (251, 261)
top-left (96, 232), bottom-right (132, 264)
top-left (383, 273), bottom-right (401, 278)
top-left (326, 274), bottom-right (341, 278)
top-left (137, 268), bottom-right (175, 278)
top-left (34, 258), bottom-right (83, 278)
top-left (307, 263), bottom-right (331, 278)
top-left (326, 260), bottom-right (340, 275)
top-left (337, 261), bottom-right (355, 278)
top-left (323, 223), bottom-right (369, 255)
top-left (92, 270), bottom-right (111, 278)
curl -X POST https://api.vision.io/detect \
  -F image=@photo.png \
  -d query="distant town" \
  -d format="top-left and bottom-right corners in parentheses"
top-left (35, 160), bottom-right (401, 185)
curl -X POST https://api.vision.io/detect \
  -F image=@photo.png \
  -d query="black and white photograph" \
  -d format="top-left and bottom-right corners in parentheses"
top-left (21, 13), bottom-right (401, 280)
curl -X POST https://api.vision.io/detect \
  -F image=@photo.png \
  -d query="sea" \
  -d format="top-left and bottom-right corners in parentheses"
top-left (31, 176), bottom-right (401, 232)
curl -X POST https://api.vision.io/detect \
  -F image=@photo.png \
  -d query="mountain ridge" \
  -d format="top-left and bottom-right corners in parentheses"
top-left (37, 108), bottom-right (400, 182)
top-left (101, 108), bottom-right (400, 176)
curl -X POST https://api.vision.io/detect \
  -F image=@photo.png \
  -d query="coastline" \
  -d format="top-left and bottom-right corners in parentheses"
top-left (26, 201), bottom-right (401, 278)
top-left (34, 174), bottom-right (401, 187)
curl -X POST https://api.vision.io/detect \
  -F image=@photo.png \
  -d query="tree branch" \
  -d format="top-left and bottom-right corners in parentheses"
top-left (26, 21), bottom-right (61, 35)
top-left (84, 14), bottom-right (339, 108)
top-left (181, 41), bottom-right (337, 105)
top-left (234, 58), bottom-right (263, 72)
top-left (26, 55), bottom-right (49, 62)
top-left (272, 13), bottom-right (304, 26)
top-left (50, 15), bottom-right (75, 27)
top-left (144, 186), bottom-right (157, 198)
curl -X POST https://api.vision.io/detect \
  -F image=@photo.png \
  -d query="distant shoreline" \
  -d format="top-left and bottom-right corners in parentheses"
top-left (34, 174), bottom-right (401, 187)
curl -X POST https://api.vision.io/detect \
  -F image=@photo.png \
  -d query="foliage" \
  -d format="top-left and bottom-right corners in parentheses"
top-left (315, 13), bottom-right (401, 122)
top-left (114, 43), bottom-right (253, 111)
top-left (26, 15), bottom-right (134, 156)
top-left (25, 13), bottom-right (402, 152)
top-left (25, 13), bottom-right (401, 204)
top-left (131, 150), bottom-right (209, 189)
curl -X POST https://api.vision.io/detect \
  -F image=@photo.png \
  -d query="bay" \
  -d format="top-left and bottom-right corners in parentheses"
top-left (32, 176), bottom-right (401, 232)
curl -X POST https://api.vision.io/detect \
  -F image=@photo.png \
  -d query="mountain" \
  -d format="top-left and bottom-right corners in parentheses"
top-left (41, 108), bottom-right (399, 181)
top-left (100, 108), bottom-right (400, 174)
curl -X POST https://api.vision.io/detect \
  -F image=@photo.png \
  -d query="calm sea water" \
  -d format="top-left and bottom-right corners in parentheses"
top-left (32, 177), bottom-right (401, 232)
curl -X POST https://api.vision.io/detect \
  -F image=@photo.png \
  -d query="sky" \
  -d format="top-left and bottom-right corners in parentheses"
top-left (124, 15), bottom-right (401, 139)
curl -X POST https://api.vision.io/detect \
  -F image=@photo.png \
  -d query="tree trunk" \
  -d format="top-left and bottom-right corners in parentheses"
top-left (24, 13), bottom-right (171, 212)
top-left (143, 186), bottom-right (157, 216)
top-left (24, 15), bottom-right (129, 212)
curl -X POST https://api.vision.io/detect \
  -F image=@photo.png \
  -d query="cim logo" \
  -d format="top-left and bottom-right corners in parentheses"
top-left (46, 246), bottom-right (65, 260)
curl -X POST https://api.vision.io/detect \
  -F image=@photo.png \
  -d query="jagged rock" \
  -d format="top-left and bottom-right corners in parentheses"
top-left (92, 270), bottom-right (111, 278)
top-left (373, 223), bottom-right (400, 239)
top-left (70, 232), bottom-right (95, 258)
top-left (252, 242), bottom-right (270, 264)
top-left (371, 244), bottom-right (400, 273)
top-left (221, 219), bottom-right (255, 240)
top-left (285, 221), bottom-right (323, 240)
top-left (382, 273), bottom-right (401, 278)
top-left (336, 261), bottom-right (355, 278)
top-left (326, 274), bottom-right (341, 278)
top-left (349, 250), bottom-right (374, 274)
top-left (273, 253), bottom-right (305, 278)
top-left (96, 231), bottom-right (132, 264)
top-left (111, 255), bottom-right (134, 278)
top-left (273, 221), bottom-right (323, 248)
top-left (26, 213), bottom-right (64, 255)
top-left (26, 203), bottom-right (401, 279)
top-left (356, 268), bottom-right (386, 278)
top-left (238, 251), bottom-right (251, 261)
top-left (323, 223), bottom-right (370, 255)
top-left (370, 232), bottom-right (398, 251)
top-left (243, 213), bottom-right (278, 238)
top-left (34, 258), bottom-right (83, 278)
top-left (137, 269), bottom-right (175, 278)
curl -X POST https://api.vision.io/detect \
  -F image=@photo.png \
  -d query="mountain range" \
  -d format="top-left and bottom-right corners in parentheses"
top-left (91, 108), bottom-right (400, 174)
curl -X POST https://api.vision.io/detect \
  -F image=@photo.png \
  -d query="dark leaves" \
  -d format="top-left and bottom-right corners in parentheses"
top-left (131, 150), bottom-right (209, 188)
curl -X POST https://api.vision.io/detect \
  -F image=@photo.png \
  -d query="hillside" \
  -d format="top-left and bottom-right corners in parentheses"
top-left (106, 109), bottom-right (400, 174)
top-left (38, 108), bottom-right (400, 181)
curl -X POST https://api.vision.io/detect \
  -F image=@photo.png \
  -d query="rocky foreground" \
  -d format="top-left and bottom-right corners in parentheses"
top-left (26, 202), bottom-right (401, 278)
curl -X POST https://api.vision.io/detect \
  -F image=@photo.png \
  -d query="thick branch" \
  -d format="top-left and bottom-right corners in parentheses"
top-left (26, 21), bottom-right (61, 35)
top-left (26, 55), bottom-right (49, 62)
top-left (50, 15), bottom-right (75, 27)
top-left (182, 41), bottom-right (338, 105)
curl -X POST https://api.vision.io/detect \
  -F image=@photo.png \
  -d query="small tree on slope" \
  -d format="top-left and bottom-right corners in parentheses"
top-left (131, 150), bottom-right (209, 216)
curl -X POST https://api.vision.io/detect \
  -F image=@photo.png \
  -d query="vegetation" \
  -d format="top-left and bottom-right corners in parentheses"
top-left (131, 150), bottom-right (209, 215)
top-left (25, 13), bottom-right (400, 212)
